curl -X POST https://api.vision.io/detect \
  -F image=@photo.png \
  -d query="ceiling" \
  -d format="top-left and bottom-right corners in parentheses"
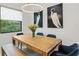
top-left (0, 3), bottom-right (26, 10)
top-left (0, 3), bottom-right (57, 11)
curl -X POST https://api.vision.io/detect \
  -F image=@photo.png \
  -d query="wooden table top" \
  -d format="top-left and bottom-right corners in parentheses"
top-left (13, 35), bottom-right (62, 55)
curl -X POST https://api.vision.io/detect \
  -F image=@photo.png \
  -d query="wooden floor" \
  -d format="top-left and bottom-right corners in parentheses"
top-left (15, 48), bottom-right (27, 56)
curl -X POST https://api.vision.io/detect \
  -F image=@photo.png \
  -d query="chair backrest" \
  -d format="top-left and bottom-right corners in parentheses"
top-left (16, 33), bottom-right (24, 35)
top-left (47, 34), bottom-right (56, 38)
top-left (37, 32), bottom-right (44, 36)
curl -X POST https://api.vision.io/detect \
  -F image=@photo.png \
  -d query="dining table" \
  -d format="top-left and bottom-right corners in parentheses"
top-left (12, 35), bottom-right (62, 56)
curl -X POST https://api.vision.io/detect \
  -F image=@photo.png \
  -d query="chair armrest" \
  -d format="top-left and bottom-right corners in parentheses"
top-left (59, 45), bottom-right (70, 54)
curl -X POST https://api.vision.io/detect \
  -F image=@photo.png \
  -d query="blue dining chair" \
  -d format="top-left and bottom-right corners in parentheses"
top-left (47, 34), bottom-right (56, 38)
top-left (17, 33), bottom-right (24, 35)
top-left (50, 43), bottom-right (79, 56)
top-left (36, 32), bottom-right (44, 36)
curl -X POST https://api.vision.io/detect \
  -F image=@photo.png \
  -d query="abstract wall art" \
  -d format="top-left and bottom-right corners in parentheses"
top-left (47, 3), bottom-right (63, 28)
top-left (34, 11), bottom-right (43, 27)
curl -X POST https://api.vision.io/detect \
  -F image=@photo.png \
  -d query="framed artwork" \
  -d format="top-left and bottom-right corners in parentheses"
top-left (47, 3), bottom-right (63, 28)
top-left (0, 6), bottom-right (22, 33)
top-left (34, 11), bottom-right (43, 27)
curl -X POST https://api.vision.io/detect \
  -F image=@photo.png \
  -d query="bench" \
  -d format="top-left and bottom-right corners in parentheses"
top-left (1, 44), bottom-right (27, 56)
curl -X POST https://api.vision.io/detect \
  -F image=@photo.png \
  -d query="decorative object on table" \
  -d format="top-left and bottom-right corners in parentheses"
top-left (34, 11), bottom-right (43, 27)
top-left (28, 24), bottom-right (38, 37)
top-left (47, 3), bottom-right (63, 28)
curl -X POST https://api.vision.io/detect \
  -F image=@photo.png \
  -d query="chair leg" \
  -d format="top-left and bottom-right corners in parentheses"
top-left (2, 48), bottom-right (4, 56)
top-left (1, 48), bottom-right (7, 56)
top-left (12, 39), bottom-right (15, 45)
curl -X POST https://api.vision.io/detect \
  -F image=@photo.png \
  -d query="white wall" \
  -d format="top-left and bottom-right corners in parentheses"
top-left (62, 3), bottom-right (79, 45)
top-left (22, 12), bottom-right (33, 35)
top-left (35, 3), bottom-right (79, 45)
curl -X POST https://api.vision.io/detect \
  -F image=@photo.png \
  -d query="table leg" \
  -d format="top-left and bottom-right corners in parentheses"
top-left (20, 43), bottom-right (22, 50)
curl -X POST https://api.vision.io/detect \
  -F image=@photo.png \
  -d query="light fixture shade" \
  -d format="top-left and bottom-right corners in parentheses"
top-left (21, 4), bottom-right (43, 13)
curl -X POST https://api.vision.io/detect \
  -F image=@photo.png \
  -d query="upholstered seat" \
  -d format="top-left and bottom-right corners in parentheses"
top-left (51, 43), bottom-right (79, 56)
